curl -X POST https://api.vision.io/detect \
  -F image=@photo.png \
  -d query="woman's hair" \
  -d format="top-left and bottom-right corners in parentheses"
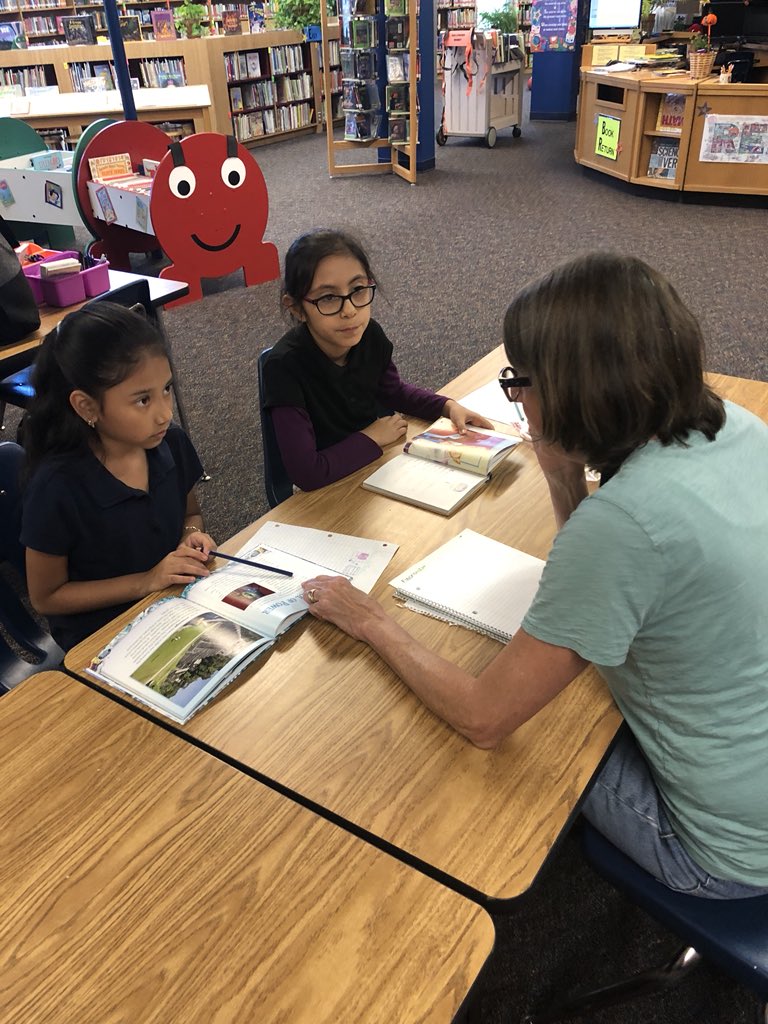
top-left (281, 229), bottom-right (376, 316)
top-left (503, 252), bottom-right (725, 474)
top-left (25, 301), bottom-right (168, 471)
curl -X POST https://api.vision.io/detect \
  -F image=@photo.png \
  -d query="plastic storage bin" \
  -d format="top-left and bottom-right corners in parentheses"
top-left (40, 270), bottom-right (86, 308)
top-left (22, 250), bottom-right (80, 304)
top-left (81, 260), bottom-right (110, 297)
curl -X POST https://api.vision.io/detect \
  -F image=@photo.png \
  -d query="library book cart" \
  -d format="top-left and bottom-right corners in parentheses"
top-left (575, 66), bottom-right (768, 196)
top-left (438, 29), bottom-right (523, 148)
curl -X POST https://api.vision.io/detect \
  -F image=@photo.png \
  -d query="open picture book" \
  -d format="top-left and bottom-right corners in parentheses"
top-left (389, 529), bottom-right (545, 643)
top-left (87, 523), bottom-right (398, 724)
top-left (362, 416), bottom-right (522, 515)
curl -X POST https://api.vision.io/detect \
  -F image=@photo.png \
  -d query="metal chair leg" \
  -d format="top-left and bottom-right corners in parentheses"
top-left (524, 946), bottom-right (702, 1024)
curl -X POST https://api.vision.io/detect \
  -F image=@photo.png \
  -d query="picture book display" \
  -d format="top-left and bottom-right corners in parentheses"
top-left (119, 15), bottom-right (141, 41)
top-left (87, 523), bottom-right (399, 724)
top-left (647, 137), bottom-right (679, 178)
top-left (389, 529), bottom-right (545, 643)
top-left (362, 416), bottom-right (522, 515)
top-left (655, 92), bottom-right (685, 134)
top-left (62, 14), bottom-right (95, 45)
top-left (150, 9), bottom-right (176, 39)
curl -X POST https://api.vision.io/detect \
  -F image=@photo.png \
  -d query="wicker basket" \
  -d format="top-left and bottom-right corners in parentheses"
top-left (688, 49), bottom-right (716, 79)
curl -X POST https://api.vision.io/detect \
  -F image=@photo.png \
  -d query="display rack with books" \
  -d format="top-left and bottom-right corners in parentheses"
top-left (0, 62), bottom-right (55, 91)
top-left (224, 41), bottom-right (316, 144)
top-left (634, 81), bottom-right (696, 189)
top-left (316, 35), bottom-right (343, 123)
top-left (321, 0), bottom-right (421, 182)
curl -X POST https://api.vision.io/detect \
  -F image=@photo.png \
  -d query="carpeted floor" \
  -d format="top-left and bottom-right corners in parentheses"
top-left (9, 109), bottom-right (767, 1023)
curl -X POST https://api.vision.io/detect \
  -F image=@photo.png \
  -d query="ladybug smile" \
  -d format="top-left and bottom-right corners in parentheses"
top-left (191, 224), bottom-right (241, 251)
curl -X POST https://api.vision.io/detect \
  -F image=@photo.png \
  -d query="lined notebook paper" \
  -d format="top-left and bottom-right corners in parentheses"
top-left (389, 529), bottom-right (545, 643)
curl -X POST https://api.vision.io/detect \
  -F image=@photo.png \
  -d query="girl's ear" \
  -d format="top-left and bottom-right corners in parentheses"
top-left (69, 389), bottom-right (99, 428)
top-left (282, 293), bottom-right (305, 322)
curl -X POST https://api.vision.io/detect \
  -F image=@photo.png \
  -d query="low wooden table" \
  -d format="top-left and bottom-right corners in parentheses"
top-left (0, 672), bottom-right (494, 1023)
top-left (66, 353), bottom-right (768, 905)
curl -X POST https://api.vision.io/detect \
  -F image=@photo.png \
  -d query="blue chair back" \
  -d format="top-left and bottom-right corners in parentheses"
top-left (0, 441), bottom-right (63, 691)
top-left (257, 347), bottom-right (292, 508)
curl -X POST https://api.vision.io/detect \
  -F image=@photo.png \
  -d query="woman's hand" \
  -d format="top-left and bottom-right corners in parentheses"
top-left (142, 548), bottom-right (211, 594)
top-left (180, 530), bottom-right (216, 557)
top-left (443, 399), bottom-right (495, 433)
top-left (301, 575), bottom-right (388, 643)
top-left (361, 413), bottom-right (408, 449)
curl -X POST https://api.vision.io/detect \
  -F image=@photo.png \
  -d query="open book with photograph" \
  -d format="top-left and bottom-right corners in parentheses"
top-left (87, 523), bottom-right (398, 724)
top-left (362, 416), bottom-right (521, 515)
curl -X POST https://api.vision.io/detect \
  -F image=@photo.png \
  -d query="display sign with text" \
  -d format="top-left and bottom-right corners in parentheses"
top-left (530, 0), bottom-right (578, 51)
top-left (595, 114), bottom-right (620, 160)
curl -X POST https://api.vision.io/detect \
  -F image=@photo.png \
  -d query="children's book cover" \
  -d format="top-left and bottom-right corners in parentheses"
top-left (94, 185), bottom-right (117, 224)
top-left (222, 10), bottom-right (241, 33)
top-left (150, 9), bottom-right (176, 39)
top-left (388, 114), bottom-right (409, 143)
top-left (386, 16), bottom-right (408, 49)
top-left (647, 137), bottom-right (680, 178)
top-left (351, 19), bottom-right (374, 48)
top-left (230, 85), bottom-right (244, 111)
top-left (62, 14), bottom-right (96, 45)
top-left (118, 15), bottom-right (141, 41)
top-left (386, 82), bottom-right (408, 111)
top-left (386, 53), bottom-right (405, 81)
top-left (384, 0), bottom-right (407, 14)
top-left (655, 92), bottom-right (685, 134)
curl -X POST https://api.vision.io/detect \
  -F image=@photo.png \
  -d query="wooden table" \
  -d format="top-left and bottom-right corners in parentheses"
top-left (1, 269), bottom-right (189, 368)
top-left (0, 672), bottom-right (494, 1024)
top-left (67, 353), bottom-right (768, 905)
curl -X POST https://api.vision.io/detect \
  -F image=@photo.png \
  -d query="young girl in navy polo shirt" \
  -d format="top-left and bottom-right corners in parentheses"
top-left (22, 302), bottom-right (214, 651)
top-left (262, 229), bottom-right (493, 491)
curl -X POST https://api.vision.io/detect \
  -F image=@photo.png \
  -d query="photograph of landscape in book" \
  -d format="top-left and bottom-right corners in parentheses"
top-left (130, 612), bottom-right (260, 710)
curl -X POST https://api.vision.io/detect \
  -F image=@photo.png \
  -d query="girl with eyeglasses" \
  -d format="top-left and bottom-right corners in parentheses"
top-left (261, 229), bottom-right (492, 491)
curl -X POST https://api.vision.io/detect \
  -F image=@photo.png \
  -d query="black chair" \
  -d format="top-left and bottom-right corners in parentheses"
top-left (0, 441), bottom-right (63, 693)
top-left (525, 822), bottom-right (768, 1023)
top-left (257, 347), bottom-right (293, 508)
top-left (0, 278), bottom-right (156, 431)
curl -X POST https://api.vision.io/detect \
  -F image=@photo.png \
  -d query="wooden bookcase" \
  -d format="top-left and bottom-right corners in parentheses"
top-left (631, 78), bottom-right (696, 190)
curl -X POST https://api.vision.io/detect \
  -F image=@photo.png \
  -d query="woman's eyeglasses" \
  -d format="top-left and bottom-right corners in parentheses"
top-left (498, 366), bottom-right (532, 403)
top-left (303, 284), bottom-right (376, 317)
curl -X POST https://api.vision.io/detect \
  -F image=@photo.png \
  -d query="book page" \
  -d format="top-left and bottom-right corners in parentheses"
top-left (183, 542), bottom-right (341, 637)
top-left (246, 522), bottom-right (398, 594)
top-left (405, 417), bottom-right (520, 475)
top-left (363, 454), bottom-right (487, 514)
top-left (89, 597), bottom-right (271, 722)
top-left (389, 529), bottom-right (545, 642)
top-left (458, 381), bottom-right (530, 437)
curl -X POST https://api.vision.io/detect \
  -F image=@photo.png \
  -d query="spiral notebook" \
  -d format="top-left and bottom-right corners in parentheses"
top-left (389, 529), bottom-right (545, 643)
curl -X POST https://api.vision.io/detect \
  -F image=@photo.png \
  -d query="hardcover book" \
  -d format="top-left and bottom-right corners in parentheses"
top-left (150, 9), bottom-right (176, 40)
top-left (388, 114), bottom-right (409, 143)
top-left (386, 16), bottom-right (408, 49)
top-left (222, 10), bottom-right (241, 33)
top-left (386, 82), bottom-right (408, 111)
top-left (647, 137), bottom-right (679, 178)
top-left (86, 524), bottom-right (397, 724)
top-left (62, 14), bottom-right (96, 45)
top-left (362, 417), bottom-right (521, 515)
top-left (118, 15), bottom-right (141, 41)
top-left (351, 18), bottom-right (374, 48)
top-left (655, 92), bottom-right (685, 134)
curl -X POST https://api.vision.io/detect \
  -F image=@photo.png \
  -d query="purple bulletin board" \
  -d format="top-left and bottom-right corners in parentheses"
top-left (530, 0), bottom-right (578, 51)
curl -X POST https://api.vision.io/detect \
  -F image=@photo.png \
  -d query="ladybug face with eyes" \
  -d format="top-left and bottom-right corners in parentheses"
top-left (150, 133), bottom-right (271, 276)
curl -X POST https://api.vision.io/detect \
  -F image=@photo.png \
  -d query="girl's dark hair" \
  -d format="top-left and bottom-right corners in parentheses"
top-left (503, 252), bottom-right (725, 475)
top-left (281, 229), bottom-right (376, 316)
top-left (25, 301), bottom-right (168, 471)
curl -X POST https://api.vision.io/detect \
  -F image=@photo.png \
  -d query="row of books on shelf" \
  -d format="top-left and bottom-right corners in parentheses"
top-left (1, 65), bottom-right (49, 89)
top-left (442, 8), bottom-right (474, 27)
top-left (231, 99), bottom-right (312, 141)
top-left (269, 42), bottom-right (306, 73)
top-left (342, 109), bottom-right (413, 143)
top-left (276, 71), bottom-right (311, 101)
top-left (339, 80), bottom-right (414, 113)
top-left (230, 79), bottom-right (274, 110)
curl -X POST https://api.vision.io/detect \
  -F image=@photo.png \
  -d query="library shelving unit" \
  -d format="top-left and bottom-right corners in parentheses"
top-left (575, 65), bottom-right (768, 196)
top-left (320, 0), bottom-right (420, 183)
top-left (0, 0), bottom-right (190, 45)
top-left (0, 31), bottom-right (326, 147)
top-left (316, 34), bottom-right (343, 124)
top-left (223, 39), bottom-right (314, 143)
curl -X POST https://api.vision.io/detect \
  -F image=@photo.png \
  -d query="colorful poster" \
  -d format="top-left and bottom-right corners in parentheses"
top-left (135, 195), bottom-right (149, 233)
top-left (0, 179), bottom-right (15, 207)
top-left (595, 114), bottom-right (620, 160)
top-left (44, 180), bottom-right (63, 209)
top-left (699, 115), bottom-right (768, 163)
top-left (94, 185), bottom-right (117, 224)
top-left (530, 0), bottom-right (577, 52)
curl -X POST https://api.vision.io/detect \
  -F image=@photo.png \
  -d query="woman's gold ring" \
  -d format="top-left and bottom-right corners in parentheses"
top-left (307, 589), bottom-right (318, 604)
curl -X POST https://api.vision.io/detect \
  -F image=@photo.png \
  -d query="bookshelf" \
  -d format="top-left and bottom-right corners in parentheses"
top-left (223, 39), bottom-right (315, 143)
top-left (631, 81), bottom-right (696, 190)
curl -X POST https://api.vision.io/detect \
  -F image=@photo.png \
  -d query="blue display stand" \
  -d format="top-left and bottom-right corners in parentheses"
top-left (530, 49), bottom-right (580, 120)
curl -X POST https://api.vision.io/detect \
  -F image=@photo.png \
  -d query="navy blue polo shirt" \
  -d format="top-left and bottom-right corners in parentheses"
top-left (21, 424), bottom-right (203, 651)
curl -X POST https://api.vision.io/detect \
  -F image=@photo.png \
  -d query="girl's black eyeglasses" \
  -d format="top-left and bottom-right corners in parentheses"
top-left (498, 366), bottom-right (532, 403)
top-left (303, 284), bottom-right (376, 317)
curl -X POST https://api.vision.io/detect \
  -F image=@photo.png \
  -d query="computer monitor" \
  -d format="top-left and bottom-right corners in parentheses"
top-left (744, 3), bottom-right (768, 40)
top-left (707, 0), bottom-right (747, 39)
top-left (588, 0), bottom-right (642, 31)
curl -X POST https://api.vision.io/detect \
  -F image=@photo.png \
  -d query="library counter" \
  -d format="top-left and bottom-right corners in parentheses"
top-left (575, 67), bottom-right (768, 196)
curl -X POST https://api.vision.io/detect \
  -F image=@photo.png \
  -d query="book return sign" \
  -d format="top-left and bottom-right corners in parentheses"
top-left (595, 114), bottom-right (620, 160)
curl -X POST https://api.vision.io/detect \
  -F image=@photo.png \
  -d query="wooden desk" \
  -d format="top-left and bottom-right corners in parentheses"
top-left (1, 270), bottom-right (189, 368)
top-left (0, 672), bottom-right (493, 1023)
top-left (67, 355), bottom-right (768, 904)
